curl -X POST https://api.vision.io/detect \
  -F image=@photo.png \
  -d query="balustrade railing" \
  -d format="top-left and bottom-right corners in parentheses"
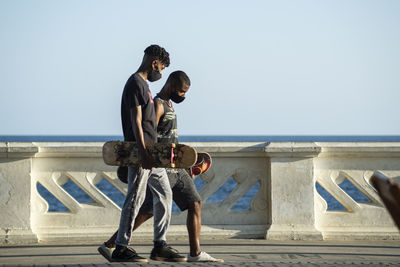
top-left (1, 142), bottom-right (399, 244)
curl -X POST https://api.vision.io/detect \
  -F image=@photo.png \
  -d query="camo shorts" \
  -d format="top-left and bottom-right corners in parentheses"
top-left (140, 169), bottom-right (202, 214)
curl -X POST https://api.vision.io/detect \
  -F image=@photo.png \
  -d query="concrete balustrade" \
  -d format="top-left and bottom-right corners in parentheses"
top-left (1, 142), bottom-right (400, 245)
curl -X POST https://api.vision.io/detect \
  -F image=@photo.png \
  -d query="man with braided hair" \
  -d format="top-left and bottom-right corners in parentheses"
top-left (107, 45), bottom-right (185, 262)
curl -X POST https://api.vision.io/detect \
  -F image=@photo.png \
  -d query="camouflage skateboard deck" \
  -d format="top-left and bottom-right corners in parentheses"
top-left (103, 141), bottom-right (197, 168)
top-left (187, 152), bottom-right (212, 178)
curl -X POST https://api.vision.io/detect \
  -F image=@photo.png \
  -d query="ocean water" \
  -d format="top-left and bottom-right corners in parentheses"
top-left (1, 135), bottom-right (400, 142)
top-left (3, 135), bottom-right (398, 212)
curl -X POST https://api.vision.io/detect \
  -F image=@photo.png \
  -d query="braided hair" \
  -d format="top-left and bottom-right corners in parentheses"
top-left (144, 45), bottom-right (170, 67)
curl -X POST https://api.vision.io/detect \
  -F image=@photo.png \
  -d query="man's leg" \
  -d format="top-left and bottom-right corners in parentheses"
top-left (105, 213), bottom-right (153, 248)
top-left (99, 182), bottom-right (156, 262)
top-left (111, 167), bottom-right (150, 262)
top-left (147, 168), bottom-right (186, 262)
top-left (187, 201), bottom-right (202, 256)
top-left (172, 170), bottom-right (223, 262)
top-left (115, 167), bottom-right (149, 246)
top-left (105, 185), bottom-right (156, 248)
top-left (147, 168), bottom-right (172, 243)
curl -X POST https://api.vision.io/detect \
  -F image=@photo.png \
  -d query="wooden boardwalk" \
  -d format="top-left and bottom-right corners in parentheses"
top-left (1, 239), bottom-right (400, 266)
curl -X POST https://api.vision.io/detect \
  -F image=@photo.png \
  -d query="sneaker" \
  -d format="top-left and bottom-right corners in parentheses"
top-left (150, 244), bottom-right (187, 262)
top-left (111, 246), bottom-right (148, 262)
top-left (97, 243), bottom-right (115, 262)
top-left (187, 251), bottom-right (224, 262)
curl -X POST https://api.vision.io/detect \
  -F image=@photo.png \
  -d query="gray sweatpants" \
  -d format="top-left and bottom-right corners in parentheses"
top-left (115, 167), bottom-right (172, 246)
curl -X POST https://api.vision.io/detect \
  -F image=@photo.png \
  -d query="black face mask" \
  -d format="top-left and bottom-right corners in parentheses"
top-left (171, 92), bottom-right (185, 103)
top-left (148, 68), bottom-right (162, 82)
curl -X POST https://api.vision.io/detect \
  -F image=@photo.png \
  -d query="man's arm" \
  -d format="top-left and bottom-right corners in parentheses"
top-left (130, 106), bottom-right (153, 169)
top-left (154, 99), bottom-right (165, 125)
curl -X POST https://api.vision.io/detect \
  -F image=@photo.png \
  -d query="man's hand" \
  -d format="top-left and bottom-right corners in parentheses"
top-left (140, 148), bottom-right (154, 170)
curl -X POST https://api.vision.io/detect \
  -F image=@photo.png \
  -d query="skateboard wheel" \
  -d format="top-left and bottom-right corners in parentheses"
top-left (192, 166), bottom-right (202, 176)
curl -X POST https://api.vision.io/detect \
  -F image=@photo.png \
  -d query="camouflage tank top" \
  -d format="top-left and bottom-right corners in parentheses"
top-left (155, 96), bottom-right (179, 177)
top-left (155, 96), bottom-right (178, 144)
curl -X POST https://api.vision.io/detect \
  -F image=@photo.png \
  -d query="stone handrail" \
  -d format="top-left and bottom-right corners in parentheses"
top-left (1, 142), bottom-right (399, 244)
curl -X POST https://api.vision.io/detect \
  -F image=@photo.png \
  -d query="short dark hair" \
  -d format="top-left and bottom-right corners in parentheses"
top-left (144, 45), bottom-right (170, 67)
top-left (167, 71), bottom-right (191, 89)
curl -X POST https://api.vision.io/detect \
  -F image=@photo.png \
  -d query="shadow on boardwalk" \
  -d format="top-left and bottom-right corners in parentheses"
top-left (1, 239), bottom-right (400, 266)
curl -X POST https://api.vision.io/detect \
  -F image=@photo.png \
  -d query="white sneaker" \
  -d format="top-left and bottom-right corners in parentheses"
top-left (187, 251), bottom-right (224, 262)
top-left (97, 243), bottom-right (115, 262)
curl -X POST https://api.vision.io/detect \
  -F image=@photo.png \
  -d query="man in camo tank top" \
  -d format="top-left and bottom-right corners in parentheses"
top-left (101, 71), bottom-right (223, 262)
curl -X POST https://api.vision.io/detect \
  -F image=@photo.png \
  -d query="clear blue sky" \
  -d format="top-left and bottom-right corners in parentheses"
top-left (1, 0), bottom-right (399, 136)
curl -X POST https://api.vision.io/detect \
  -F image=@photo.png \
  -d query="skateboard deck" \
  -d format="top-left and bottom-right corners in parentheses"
top-left (103, 141), bottom-right (197, 168)
top-left (188, 152), bottom-right (212, 178)
top-left (116, 151), bottom-right (212, 184)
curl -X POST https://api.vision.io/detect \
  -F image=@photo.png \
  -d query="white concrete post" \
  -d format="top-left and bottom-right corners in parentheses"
top-left (0, 143), bottom-right (38, 244)
top-left (265, 143), bottom-right (323, 240)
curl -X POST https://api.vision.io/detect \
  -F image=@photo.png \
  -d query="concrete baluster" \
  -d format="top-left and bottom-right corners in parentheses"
top-left (265, 143), bottom-right (323, 240)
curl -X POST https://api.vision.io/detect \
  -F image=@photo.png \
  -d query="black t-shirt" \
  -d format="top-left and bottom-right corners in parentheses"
top-left (121, 73), bottom-right (157, 143)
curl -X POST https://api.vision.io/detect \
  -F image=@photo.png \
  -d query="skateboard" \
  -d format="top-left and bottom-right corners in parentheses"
top-left (103, 141), bottom-right (197, 168)
top-left (187, 152), bottom-right (212, 178)
top-left (116, 151), bottom-right (212, 183)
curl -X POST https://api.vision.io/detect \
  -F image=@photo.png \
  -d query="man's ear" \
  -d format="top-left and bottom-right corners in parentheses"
top-left (151, 60), bottom-right (158, 70)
